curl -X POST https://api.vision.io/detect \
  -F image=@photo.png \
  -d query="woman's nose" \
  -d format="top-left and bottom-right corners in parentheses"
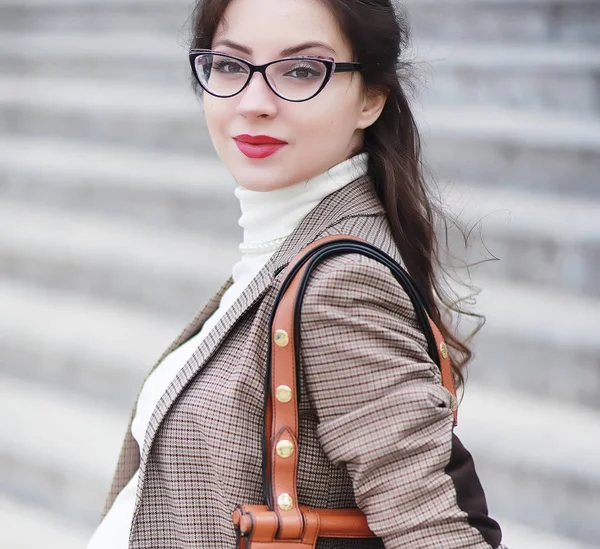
top-left (235, 72), bottom-right (279, 118)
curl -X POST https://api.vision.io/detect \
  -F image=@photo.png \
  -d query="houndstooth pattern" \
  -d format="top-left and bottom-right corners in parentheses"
top-left (101, 177), bottom-right (504, 548)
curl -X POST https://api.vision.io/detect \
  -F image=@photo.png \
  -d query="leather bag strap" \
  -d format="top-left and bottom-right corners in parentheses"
top-left (247, 234), bottom-right (458, 545)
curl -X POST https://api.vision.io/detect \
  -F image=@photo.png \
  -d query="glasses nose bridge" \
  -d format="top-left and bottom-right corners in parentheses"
top-left (245, 62), bottom-right (276, 96)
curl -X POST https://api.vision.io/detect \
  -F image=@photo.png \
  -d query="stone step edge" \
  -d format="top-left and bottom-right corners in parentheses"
top-left (2, 76), bottom-right (599, 149)
top-left (402, 0), bottom-right (595, 6)
top-left (456, 275), bottom-right (599, 352)
top-left (413, 40), bottom-right (600, 68)
top-left (0, 200), bottom-right (239, 281)
top-left (0, 375), bottom-right (126, 490)
top-left (497, 517), bottom-right (597, 549)
top-left (0, 492), bottom-right (91, 549)
top-left (441, 181), bottom-right (600, 243)
top-left (0, 278), bottom-right (183, 374)
top-left (0, 135), bottom-right (234, 195)
top-left (456, 380), bottom-right (600, 483)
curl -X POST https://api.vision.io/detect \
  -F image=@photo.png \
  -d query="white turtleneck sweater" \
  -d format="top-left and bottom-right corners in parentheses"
top-left (87, 152), bottom-right (369, 548)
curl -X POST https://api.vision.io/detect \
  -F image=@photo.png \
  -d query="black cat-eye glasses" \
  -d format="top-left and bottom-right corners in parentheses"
top-left (189, 49), bottom-right (363, 103)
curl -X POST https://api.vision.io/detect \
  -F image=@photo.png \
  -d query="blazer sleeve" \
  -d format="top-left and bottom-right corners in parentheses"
top-left (299, 253), bottom-right (502, 549)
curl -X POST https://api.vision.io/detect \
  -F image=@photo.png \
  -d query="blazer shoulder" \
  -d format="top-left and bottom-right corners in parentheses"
top-left (313, 210), bottom-right (405, 268)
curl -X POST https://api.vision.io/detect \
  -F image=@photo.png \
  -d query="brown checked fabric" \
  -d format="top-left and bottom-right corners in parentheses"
top-left (100, 176), bottom-right (504, 549)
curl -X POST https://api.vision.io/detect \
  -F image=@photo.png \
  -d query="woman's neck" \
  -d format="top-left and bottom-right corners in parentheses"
top-left (234, 152), bottom-right (369, 256)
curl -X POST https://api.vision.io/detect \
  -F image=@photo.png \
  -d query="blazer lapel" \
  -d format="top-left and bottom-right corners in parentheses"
top-left (134, 264), bottom-right (276, 507)
top-left (133, 175), bottom-right (385, 516)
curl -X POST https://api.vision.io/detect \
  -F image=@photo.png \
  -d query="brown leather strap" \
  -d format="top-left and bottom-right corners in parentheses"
top-left (253, 234), bottom-right (457, 545)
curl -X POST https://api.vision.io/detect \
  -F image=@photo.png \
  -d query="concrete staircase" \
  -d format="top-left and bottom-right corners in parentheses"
top-left (1, 0), bottom-right (599, 547)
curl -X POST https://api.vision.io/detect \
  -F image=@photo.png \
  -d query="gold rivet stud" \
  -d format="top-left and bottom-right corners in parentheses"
top-left (274, 329), bottom-right (289, 347)
top-left (439, 341), bottom-right (449, 359)
top-left (276, 440), bottom-right (294, 458)
top-left (275, 385), bottom-right (293, 403)
top-left (278, 493), bottom-right (294, 511)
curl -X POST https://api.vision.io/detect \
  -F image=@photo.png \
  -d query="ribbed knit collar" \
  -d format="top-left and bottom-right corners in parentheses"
top-left (234, 152), bottom-right (369, 255)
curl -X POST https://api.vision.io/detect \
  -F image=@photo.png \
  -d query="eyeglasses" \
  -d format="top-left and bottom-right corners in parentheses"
top-left (189, 49), bottom-right (363, 103)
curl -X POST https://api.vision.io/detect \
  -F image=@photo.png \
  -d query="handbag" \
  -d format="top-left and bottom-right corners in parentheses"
top-left (232, 234), bottom-right (459, 548)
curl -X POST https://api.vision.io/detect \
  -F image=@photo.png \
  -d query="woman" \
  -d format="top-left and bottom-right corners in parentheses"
top-left (89, 0), bottom-right (506, 547)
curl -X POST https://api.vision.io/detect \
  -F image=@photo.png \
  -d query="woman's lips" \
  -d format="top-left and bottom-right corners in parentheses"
top-left (233, 138), bottom-right (287, 159)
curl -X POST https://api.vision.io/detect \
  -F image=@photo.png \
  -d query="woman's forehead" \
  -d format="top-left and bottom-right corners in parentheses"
top-left (213, 0), bottom-right (350, 58)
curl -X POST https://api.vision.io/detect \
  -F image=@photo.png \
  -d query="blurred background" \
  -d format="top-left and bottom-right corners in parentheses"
top-left (1, 0), bottom-right (599, 547)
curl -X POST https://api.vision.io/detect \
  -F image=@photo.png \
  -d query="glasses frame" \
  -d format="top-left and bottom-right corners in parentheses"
top-left (189, 48), bottom-right (363, 103)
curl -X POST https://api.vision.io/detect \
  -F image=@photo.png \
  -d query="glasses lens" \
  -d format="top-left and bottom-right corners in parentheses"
top-left (194, 53), bottom-right (250, 97)
top-left (265, 58), bottom-right (328, 101)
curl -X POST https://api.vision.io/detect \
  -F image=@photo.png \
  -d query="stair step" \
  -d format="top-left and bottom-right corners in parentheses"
top-left (416, 105), bottom-right (600, 197)
top-left (2, 0), bottom-right (599, 45)
top-left (498, 518), bottom-right (596, 549)
top-left (0, 200), bottom-right (238, 318)
top-left (0, 375), bottom-right (127, 527)
top-left (0, 0), bottom-right (192, 33)
top-left (0, 76), bottom-right (213, 153)
top-left (457, 383), bottom-right (600, 545)
top-left (458, 276), bottom-right (600, 412)
top-left (0, 30), bottom-right (187, 82)
top-left (414, 41), bottom-right (600, 116)
top-left (443, 182), bottom-right (600, 297)
top-left (403, 0), bottom-right (600, 45)
top-left (0, 279), bottom-right (182, 407)
top-left (3, 77), bottom-right (600, 196)
top-left (0, 136), bottom-right (236, 232)
top-left (0, 493), bottom-right (91, 548)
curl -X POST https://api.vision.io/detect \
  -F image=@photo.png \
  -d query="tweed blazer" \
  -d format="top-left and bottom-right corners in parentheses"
top-left (102, 175), bottom-right (503, 549)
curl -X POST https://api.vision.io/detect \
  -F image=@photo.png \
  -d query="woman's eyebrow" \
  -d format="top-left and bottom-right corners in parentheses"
top-left (212, 39), bottom-right (337, 57)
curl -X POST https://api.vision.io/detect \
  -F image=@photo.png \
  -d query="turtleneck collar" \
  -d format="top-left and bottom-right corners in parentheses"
top-left (234, 152), bottom-right (368, 256)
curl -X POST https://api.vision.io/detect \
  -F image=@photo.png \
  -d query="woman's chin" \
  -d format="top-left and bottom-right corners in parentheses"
top-left (230, 164), bottom-right (297, 192)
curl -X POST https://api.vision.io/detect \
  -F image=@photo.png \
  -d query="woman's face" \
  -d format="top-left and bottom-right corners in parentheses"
top-left (203, 0), bottom-right (386, 191)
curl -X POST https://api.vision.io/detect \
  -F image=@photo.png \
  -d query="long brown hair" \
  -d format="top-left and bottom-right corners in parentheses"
top-left (190, 0), bottom-right (485, 388)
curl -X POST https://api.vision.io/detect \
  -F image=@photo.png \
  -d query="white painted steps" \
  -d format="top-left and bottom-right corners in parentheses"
top-left (0, 136), bottom-right (235, 232)
top-left (402, 0), bottom-right (600, 45)
top-left (0, 375), bottom-right (127, 526)
top-left (0, 135), bottom-right (230, 194)
top-left (2, 0), bottom-right (599, 46)
top-left (412, 41), bottom-right (600, 115)
top-left (441, 181), bottom-right (600, 297)
top-left (457, 383), bottom-right (600, 544)
top-left (497, 518), bottom-right (597, 549)
top-left (0, 494), bottom-right (90, 549)
top-left (0, 279), bottom-right (183, 406)
top-left (0, 199), bottom-right (239, 317)
top-left (456, 275), bottom-right (600, 411)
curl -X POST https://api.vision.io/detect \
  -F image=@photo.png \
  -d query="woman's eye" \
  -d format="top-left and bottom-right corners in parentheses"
top-left (285, 65), bottom-right (322, 79)
top-left (214, 61), bottom-right (247, 74)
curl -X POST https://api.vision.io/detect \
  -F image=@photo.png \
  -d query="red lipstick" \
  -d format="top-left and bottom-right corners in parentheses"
top-left (233, 134), bottom-right (288, 159)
